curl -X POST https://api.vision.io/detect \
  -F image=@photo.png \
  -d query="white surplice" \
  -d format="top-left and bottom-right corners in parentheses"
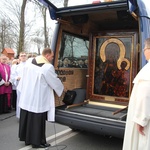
top-left (14, 62), bottom-right (26, 118)
top-left (10, 64), bottom-right (18, 90)
top-left (17, 60), bottom-right (64, 122)
top-left (123, 61), bottom-right (150, 150)
top-left (0, 79), bottom-right (5, 86)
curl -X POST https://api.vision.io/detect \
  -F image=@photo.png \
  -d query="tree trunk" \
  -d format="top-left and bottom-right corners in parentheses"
top-left (38, 46), bottom-right (40, 55)
top-left (1, 23), bottom-right (5, 51)
top-left (43, 7), bottom-right (49, 48)
top-left (64, 0), bottom-right (69, 7)
top-left (18, 0), bottom-right (27, 55)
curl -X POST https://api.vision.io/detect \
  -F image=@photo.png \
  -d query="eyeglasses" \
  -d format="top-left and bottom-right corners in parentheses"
top-left (20, 55), bottom-right (26, 57)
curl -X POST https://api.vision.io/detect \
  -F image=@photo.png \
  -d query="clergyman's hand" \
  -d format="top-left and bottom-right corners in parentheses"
top-left (4, 82), bottom-right (10, 86)
top-left (137, 124), bottom-right (145, 136)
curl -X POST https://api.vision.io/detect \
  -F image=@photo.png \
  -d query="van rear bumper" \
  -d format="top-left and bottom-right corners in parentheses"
top-left (55, 105), bottom-right (126, 138)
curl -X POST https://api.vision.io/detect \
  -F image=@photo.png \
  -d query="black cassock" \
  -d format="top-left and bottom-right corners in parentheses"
top-left (19, 109), bottom-right (47, 146)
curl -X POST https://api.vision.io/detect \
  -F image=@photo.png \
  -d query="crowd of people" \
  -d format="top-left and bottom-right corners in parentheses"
top-left (0, 54), bottom-right (12, 113)
top-left (0, 53), bottom-right (88, 116)
top-left (0, 48), bottom-right (64, 148)
top-left (0, 52), bottom-right (28, 114)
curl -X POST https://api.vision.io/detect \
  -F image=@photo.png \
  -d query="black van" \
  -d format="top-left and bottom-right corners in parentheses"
top-left (38, 0), bottom-right (150, 138)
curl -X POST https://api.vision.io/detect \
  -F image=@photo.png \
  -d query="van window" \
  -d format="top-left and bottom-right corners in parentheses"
top-left (58, 32), bottom-right (89, 68)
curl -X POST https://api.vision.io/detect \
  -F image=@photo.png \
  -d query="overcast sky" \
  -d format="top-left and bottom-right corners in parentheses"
top-left (0, 0), bottom-right (101, 54)
top-left (0, 0), bottom-right (57, 54)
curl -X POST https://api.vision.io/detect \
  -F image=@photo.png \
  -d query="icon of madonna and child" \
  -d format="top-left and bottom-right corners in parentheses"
top-left (94, 38), bottom-right (131, 98)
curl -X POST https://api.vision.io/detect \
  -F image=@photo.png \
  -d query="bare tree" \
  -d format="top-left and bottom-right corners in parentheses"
top-left (42, 7), bottom-right (49, 48)
top-left (0, 0), bottom-right (55, 55)
top-left (0, 1), bottom-right (20, 53)
top-left (18, 0), bottom-right (28, 54)
top-left (0, 0), bottom-right (32, 55)
top-left (64, 0), bottom-right (69, 7)
top-left (0, 19), bottom-right (11, 51)
top-left (31, 36), bottom-right (43, 55)
top-left (30, 0), bottom-right (52, 50)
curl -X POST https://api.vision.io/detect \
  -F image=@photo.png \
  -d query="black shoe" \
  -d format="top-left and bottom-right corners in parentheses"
top-left (32, 145), bottom-right (43, 148)
top-left (32, 143), bottom-right (50, 148)
top-left (42, 143), bottom-right (51, 147)
top-left (25, 143), bottom-right (30, 146)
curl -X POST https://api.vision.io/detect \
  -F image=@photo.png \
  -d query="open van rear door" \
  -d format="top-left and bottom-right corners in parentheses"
top-left (38, 0), bottom-right (150, 138)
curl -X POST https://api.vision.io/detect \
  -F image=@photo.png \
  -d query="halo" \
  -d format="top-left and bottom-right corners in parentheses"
top-left (117, 58), bottom-right (130, 70)
top-left (100, 38), bottom-right (126, 62)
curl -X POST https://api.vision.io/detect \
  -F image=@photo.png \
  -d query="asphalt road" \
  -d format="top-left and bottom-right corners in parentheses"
top-left (0, 111), bottom-right (123, 150)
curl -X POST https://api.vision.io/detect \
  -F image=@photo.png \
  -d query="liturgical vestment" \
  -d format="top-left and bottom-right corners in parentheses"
top-left (14, 62), bottom-right (26, 118)
top-left (123, 61), bottom-right (150, 150)
top-left (17, 58), bottom-right (64, 121)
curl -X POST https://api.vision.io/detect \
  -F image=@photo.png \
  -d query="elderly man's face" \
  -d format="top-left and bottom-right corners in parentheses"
top-left (0, 56), bottom-right (8, 64)
top-left (143, 45), bottom-right (150, 61)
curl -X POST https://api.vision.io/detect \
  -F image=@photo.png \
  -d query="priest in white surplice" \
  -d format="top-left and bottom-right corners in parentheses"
top-left (123, 38), bottom-right (150, 150)
top-left (12, 52), bottom-right (27, 118)
top-left (17, 48), bottom-right (64, 149)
